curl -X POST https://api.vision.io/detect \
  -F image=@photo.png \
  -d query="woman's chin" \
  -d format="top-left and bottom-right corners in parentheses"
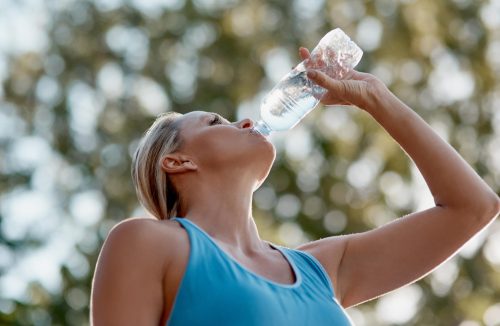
top-left (253, 152), bottom-right (275, 190)
top-left (262, 141), bottom-right (276, 160)
top-left (253, 178), bottom-right (266, 192)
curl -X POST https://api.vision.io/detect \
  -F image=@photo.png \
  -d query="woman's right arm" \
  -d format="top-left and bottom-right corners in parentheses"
top-left (90, 218), bottom-right (170, 325)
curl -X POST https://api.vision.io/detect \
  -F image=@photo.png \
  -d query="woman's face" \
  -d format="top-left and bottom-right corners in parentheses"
top-left (175, 111), bottom-right (276, 187)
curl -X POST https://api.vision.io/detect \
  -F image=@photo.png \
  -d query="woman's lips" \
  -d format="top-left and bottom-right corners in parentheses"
top-left (249, 129), bottom-right (268, 139)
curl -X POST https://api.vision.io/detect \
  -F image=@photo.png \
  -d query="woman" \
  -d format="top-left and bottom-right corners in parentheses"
top-left (90, 47), bottom-right (500, 325)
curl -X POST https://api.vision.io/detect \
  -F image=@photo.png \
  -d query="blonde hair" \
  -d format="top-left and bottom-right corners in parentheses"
top-left (131, 112), bottom-right (184, 220)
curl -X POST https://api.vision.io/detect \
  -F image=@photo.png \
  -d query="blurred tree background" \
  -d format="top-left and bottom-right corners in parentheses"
top-left (1, 0), bottom-right (500, 325)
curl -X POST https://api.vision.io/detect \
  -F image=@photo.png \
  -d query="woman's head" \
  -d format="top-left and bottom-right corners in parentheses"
top-left (132, 111), bottom-right (275, 220)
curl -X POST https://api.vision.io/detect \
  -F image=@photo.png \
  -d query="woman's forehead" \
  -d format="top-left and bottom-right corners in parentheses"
top-left (180, 111), bottom-right (228, 128)
top-left (179, 111), bottom-right (209, 127)
top-left (177, 111), bottom-right (214, 137)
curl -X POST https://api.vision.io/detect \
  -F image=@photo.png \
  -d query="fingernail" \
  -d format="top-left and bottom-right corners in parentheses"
top-left (307, 70), bottom-right (316, 78)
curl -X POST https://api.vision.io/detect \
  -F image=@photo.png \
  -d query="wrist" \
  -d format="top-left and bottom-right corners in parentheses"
top-left (363, 81), bottom-right (394, 116)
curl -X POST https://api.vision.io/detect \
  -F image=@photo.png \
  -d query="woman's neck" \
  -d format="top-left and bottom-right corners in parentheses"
top-left (178, 177), bottom-right (268, 255)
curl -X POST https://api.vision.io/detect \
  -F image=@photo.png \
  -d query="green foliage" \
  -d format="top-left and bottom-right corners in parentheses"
top-left (1, 0), bottom-right (499, 325)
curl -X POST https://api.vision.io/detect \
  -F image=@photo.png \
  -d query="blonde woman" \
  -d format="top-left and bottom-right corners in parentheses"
top-left (90, 47), bottom-right (500, 325)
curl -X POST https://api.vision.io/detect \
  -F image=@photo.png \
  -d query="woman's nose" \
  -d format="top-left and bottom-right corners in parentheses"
top-left (238, 118), bottom-right (254, 129)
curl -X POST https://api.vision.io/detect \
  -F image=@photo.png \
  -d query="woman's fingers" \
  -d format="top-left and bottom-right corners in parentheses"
top-left (350, 70), bottom-right (373, 81)
top-left (299, 47), bottom-right (310, 60)
top-left (307, 69), bottom-right (366, 106)
top-left (307, 70), bottom-right (346, 97)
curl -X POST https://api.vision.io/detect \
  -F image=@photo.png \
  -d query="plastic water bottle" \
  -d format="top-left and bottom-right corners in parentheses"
top-left (252, 28), bottom-right (363, 136)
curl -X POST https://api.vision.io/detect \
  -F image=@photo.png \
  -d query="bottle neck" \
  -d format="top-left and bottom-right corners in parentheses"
top-left (252, 120), bottom-right (272, 136)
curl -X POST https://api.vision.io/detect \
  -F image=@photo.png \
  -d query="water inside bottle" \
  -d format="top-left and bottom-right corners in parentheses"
top-left (259, 63), bottom-right (321, 132)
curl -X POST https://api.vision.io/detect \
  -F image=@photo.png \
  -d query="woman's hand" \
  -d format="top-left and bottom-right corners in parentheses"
top-left (299, 47), bottom-right (387, 111)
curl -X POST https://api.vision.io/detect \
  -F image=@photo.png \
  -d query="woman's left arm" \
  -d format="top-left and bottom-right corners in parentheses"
top-left (301, 66), bottom-right (500, 308)
top-left (366, 83), bottom-right (499, 212)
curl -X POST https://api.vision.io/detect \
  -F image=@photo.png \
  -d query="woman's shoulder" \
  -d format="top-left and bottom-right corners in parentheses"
top-left (92, 216), bottom-right (188, 324)
top-left (112, 216), bottom-right (183, 233)
top-left (107, 216), bottom-right (188, 267)
top-left (111, 216), bottom-right (186, 235)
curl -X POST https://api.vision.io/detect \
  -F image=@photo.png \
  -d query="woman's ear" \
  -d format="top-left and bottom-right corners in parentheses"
top-left (161, 154), bottom-right (198, 174)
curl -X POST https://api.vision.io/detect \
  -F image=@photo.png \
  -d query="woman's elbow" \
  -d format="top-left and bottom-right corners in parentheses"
top-left (477, 194), bottom-right (500, 224)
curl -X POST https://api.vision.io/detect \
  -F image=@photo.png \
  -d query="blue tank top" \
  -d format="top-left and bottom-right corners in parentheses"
top-left (167, 217), bottom-right (354, 326)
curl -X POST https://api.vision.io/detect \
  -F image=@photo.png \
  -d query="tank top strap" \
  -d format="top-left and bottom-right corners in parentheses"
top-left (171, 217), bottom-right (220, 268)
top-left (169, 217), bottom-right (242, 303)
top-left (277, 246), bottom-right (338, 300)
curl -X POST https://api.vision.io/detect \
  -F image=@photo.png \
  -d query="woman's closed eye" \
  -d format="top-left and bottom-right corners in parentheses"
top-left (209, 115), bottom-right (223, 125)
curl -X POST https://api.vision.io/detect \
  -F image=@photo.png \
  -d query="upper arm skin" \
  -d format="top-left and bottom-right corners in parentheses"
top-left (295, 235), bottom-right (349, 302)
top-left (299, 204), bottom-right (498, 309)
top-left (90, 218), bottom-right (170, 326)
